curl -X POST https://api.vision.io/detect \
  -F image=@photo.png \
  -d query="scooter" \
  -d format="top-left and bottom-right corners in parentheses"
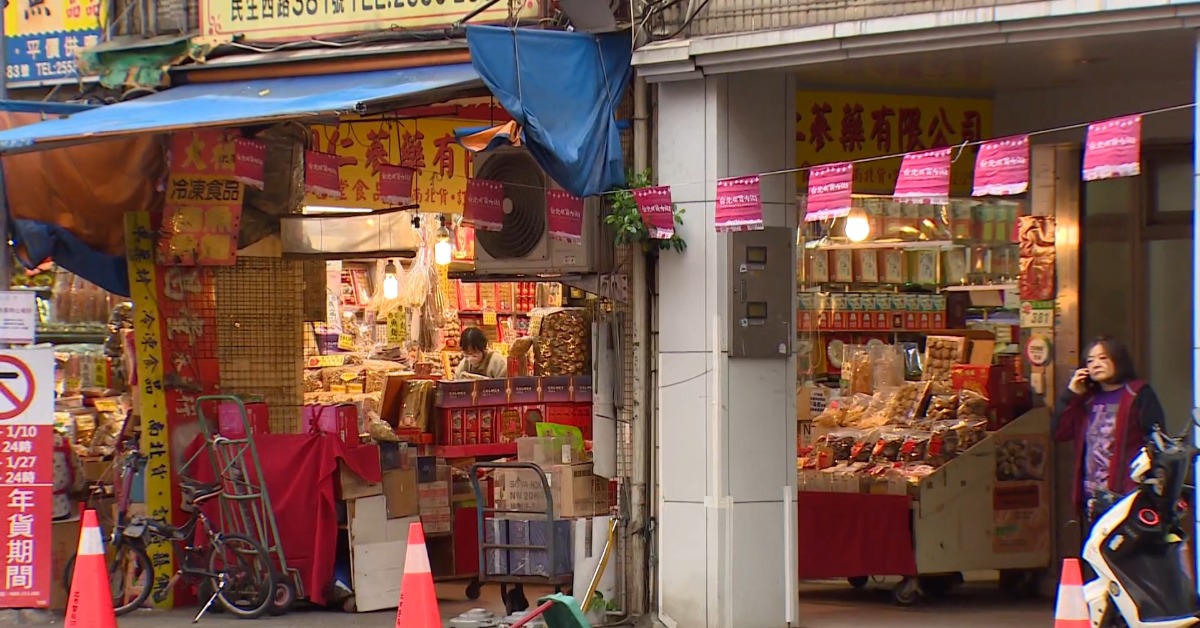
top-left (1082, 420), bottom-right (1200, 627)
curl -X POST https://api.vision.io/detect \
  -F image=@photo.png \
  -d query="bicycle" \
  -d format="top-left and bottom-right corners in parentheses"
top-left (64, 449), bottom-right (277, 620)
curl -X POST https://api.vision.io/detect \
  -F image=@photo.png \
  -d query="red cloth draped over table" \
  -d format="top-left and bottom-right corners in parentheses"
top-left (796, 492), bottom-right (917, 579)
top-left (184, 434), bottom-right (381, 605)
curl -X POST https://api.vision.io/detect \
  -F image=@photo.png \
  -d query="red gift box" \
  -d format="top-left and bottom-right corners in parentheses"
top-left (217, 400), bottom-right (270, 439)
top-left (305, 403), bottom-right (359, 448)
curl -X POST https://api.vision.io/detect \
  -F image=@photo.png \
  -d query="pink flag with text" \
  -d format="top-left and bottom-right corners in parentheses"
top-left (304, 151), bottom-right (342, 198)
top-left (377, 164), bottom-right (415, 205)
top-left (463, 179), bottom-right (505, 231)
top-left (1082, 115), bottom-right (1142, 181)
top-left (972, 135), bottom-right (1030, 196)
top-left (805, 162), bottom-right (853, 222)
top-left (893, 148), bottom-right (952, 203)
top-left (715, 176), bottom-right (763, 232)
top-left (233, 138), bottom-right (266, 190)
top-left (546, 189), bottom-right (585, 244)
top-left (633, 186), bottom-right (675, 239)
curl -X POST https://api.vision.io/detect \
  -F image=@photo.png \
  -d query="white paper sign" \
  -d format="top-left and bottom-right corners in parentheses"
top-left (0, 348), bottom-right (53, 425)
top-left (0, 291), bottom-right (36, 345)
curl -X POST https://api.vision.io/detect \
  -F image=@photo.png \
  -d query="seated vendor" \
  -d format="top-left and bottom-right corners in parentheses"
top-left (454, 327), bottom-right (507, 380)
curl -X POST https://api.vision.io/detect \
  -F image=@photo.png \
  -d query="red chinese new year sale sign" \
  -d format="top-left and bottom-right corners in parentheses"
top-left (0, 426), bottom-right (52, 608)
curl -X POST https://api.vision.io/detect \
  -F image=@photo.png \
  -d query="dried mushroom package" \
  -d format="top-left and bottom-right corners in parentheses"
top-left (922, 335), bottom-right (967, 381)
top-left (532, 307), bottom-right (592, 376)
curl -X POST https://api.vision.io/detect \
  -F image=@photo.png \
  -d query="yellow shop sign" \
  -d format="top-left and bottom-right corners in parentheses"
top-left (200, 0), bottom-right (540, 41)
top-left (796, 91), bottom-right (993, 196)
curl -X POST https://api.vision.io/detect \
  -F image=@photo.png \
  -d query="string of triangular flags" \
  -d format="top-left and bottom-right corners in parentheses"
top-left (227, 107), bottom-right (1171, 239)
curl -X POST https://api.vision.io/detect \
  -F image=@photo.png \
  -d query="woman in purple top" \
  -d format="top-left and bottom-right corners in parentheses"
top-left (1052, 336), bottom-right (1165, 534)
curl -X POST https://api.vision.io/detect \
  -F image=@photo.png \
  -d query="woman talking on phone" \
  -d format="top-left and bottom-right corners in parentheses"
top-left (1053, 335), bottom-right (1166, 533)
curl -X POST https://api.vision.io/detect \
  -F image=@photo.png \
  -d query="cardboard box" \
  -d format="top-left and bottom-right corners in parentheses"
top-left (517, 436), bottom-right (577, 466)
top-left (495, 462), bottom-right (600, 518)
top-left (507, 517), bottom-right (573, 577)
top-left (51, 516), bottom-right (81, 610)
top-left (338, 461), bottom-right (383, 500)
top-left (382, 468), bottom-right (419, 519)
top-left (421, 506), bottom-right (452, 534)
top-left (419, 480), bottom-right (451, 512)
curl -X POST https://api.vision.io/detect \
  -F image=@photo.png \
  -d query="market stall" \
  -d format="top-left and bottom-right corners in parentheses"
top-left (796, 194), bottom-right (1049, 604)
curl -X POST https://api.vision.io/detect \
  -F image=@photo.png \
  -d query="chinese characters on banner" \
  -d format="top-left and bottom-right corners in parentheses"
top-left (546, 190), bottom-right (584, 244)
top-left (124, 212), bottom-right (176, 607)
top-left (715, 176), bottom-right (764, 232)
top-left (199, 0), bottom-right (539, 41)
top-left (1082, 115), bottom-right (1143, 181)
top-left (795, 92), bottom-right (992, 196)
top-left (4, 0), bottom-right (103, 85)
top-left (0, 348), bottom-right (54, 608)
top-left (973, 135), bottom-right (1030, 197)
top-left (804, 162), bottom-right (853, 222)
top-left (632, 186), bottom-right (676, 239)
top-left (233, 138), bottom-right (266, 190)
top-left (463, 179), bottom-right (505, 232)
top-left (377, 164), bottom-right (416, 206)
top-left (304, 112), bottom-right (503, 214)
top-left (893, 148), bottom-right (952, 203)
top-left (304, 150), bottom-right (343, 198)
top-left (1017, 216), bottom-right (1056, 302)
top-left (161, 131), bottom-right (244, 266)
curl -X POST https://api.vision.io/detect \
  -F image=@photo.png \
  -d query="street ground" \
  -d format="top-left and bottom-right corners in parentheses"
top-left (86, 580), bottom-right (1053, 627)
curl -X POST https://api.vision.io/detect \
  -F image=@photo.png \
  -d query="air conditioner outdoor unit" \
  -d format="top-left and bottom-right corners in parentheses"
top-left (471, 148), bottom-right (613, 276)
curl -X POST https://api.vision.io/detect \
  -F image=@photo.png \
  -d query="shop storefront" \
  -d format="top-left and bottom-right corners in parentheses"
top-left (0, 22), bottom-right (644, 622)
top-left (637, 3), bottom-right (1200, 626)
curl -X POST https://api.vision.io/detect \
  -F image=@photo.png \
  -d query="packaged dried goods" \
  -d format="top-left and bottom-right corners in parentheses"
top-left (900, 431), bottom-right (932, 464)
top-left (841, 345), bottom-right (873, 395)
top-left (827, 430), bottom-right (859, 462)
top-left (900, 342), bottom-right (922, 380)
top-left (399, 380), bottom-right (435, 431)
top-left (957, 389), bottom-right (990, 418)
top-left (882, 382), bottom-right (930, 425)
top-left (533, 307), bottom-right (591, 376)
top-left (926, 394), bottom-right (957, 422)
top-left (923, 336), bottom-right (967, 381)
top-left (850, 430), bottom-right (879, 463)
top-left (871, 429), bottom-right (906, 463)
top-left (871, 344), bottom-right (905, 389)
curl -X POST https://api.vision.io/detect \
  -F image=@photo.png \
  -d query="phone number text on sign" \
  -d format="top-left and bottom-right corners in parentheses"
top-left (0, 425), bottom-right (52, 608)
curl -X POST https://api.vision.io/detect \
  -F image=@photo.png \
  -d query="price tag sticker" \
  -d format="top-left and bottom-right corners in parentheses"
top-left (306, 355), bottom-right (346, 368)
top-left (387, 310), bottom-right (407, 344)
top-left (337, 334), bottom-right (356, 351)
top-left (1019, 301), bottom-right (1054, 328)
top-left (482, 309), bottom-right (498, 326)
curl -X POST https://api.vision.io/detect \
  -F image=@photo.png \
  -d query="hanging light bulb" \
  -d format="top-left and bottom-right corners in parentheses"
top-left (844, 207), bottom-right (871, 243)
top-left (382, 259), bottom-right (399, 299)
top-left (434, 215), bottom-right (452, 266)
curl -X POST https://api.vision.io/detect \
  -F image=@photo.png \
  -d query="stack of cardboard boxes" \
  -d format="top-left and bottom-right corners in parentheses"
top-left (485, 437), bottom-right (611, 578)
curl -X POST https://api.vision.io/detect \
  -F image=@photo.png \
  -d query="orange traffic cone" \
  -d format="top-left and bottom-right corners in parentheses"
top-left (65, 509), bottom-right (117, 628)
top-left (395, 521), bottom-right (440, 628)
top-left (1053, 558), bottom-right (1090, 627)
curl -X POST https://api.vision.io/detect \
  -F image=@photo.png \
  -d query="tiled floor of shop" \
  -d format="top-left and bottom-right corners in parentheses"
top-left (104, 579), bottom-right (1054, 627)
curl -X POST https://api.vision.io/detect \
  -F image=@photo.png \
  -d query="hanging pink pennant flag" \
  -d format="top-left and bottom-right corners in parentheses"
top-left (805, 162), bottom-right (854, 222)
top-left (233, 138), bottom-right (266, 190)
top-left (1082, 115), bottom-right (1142, 181)
top-left (633, 185), bottom-right (675, 239)
top-left (377, 164), bottom-right (415, 205)
top-left (546, 189), bottom-right (585, 244)
top-left (715, 176), bottom-right (763, 232)
top-left (894, 148), bottom-right (952, 203)
top-left (304, 150), bottom-right (343, 198)
top-left (464, 179), bottom-right (506, 231)
top-left (972, 135), bottom-right (1030, 197)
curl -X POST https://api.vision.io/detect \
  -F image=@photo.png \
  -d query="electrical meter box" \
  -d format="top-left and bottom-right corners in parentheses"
top-left (727, 227), bottom-right (793, 359)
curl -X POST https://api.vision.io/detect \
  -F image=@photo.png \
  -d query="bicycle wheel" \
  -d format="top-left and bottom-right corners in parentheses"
top-left (207, 533), bottom-right (275, 619)
top-left (62, 541), bottom-right (153, 616)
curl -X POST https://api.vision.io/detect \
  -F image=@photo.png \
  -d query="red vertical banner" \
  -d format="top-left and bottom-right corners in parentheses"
top-left (804, 162), bottom-right (854, 222)
top-left (464, 179), bottom-right (506, 232)
top-left (305, 151), bottom-right (343, 198)
top-left (0, 348), bottom-right (56, 608)
top-left (453, 224), bottom-right (476, 263)
top-left (161, 131), bottom-right (244, 266)
top-left (973, 135), bottom-right (1030, 197)
top-left (632, 185), bottom-right (676, 239)
top-left (1082, 115), bottom-right (1142, 181)
top-left (893, 148), bottom-right (952, 203)
top-left (546, 190), bottom-right (585, 244)
top-left (1017, 216), bottom-right (1056, 301)
top-left (233, 138), bottom-right (267, 190)
top-left (715, 176), bottom-right (763, 232)
top-left (155, 265), bottom-right (221, 575)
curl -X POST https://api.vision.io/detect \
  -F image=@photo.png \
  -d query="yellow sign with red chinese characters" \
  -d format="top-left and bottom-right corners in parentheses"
top-left (306, 114), bottom-right (495, 214)
top-left (125, 211), bottom-right (175, 609)
top-left (795, 92), bottom-right (993, 196)
top-left (161, 131), bottom-right (243, 266)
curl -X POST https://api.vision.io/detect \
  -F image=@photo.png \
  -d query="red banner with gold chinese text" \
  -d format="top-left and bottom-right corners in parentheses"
top-left (161, 132), bottom-right (244, 266)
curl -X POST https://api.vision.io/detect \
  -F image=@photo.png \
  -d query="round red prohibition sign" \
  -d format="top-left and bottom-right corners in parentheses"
top-left (0, 355), bottom-right (35, 421)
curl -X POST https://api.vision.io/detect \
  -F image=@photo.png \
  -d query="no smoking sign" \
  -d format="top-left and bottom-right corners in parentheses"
top-left (0, 349), bottom-right (52, 426)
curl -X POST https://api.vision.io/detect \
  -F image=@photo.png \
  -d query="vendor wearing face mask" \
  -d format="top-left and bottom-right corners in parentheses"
top-left (454, 327), bottom-right (508, 380)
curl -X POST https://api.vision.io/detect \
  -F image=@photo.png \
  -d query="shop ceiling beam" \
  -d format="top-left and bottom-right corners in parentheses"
top-left (176, 49), bottom-right (473, 84)
top-left (633, 1), bottom-right (1200, 81)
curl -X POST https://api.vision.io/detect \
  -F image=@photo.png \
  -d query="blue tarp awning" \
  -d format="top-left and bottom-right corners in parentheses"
top-left (465, 26), bottom-right (632, 198)
top-left (0, 63), bottom-right (484, 154)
